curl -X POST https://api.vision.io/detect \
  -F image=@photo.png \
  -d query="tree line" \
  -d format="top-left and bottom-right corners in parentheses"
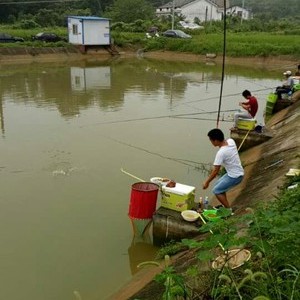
top-left (231, 0), bottom-right (300, 19)
top-left (0, 0), bottom-right (299, 27)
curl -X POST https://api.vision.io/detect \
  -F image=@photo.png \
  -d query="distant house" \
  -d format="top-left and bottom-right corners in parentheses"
top-left (226, 6), bottom-right (252, 20)
top-left (67, 16), bottom-right (110, 46)
top-left (156, 0), bottom-right (231, 23)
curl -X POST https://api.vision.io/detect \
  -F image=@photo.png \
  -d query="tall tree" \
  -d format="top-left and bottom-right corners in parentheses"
top-left (104, 0), bottom-right (155, 23)
top-left (230, 0), bottom-right (300, 19)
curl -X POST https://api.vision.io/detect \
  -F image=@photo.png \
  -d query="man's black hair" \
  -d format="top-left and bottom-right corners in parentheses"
top-left (242, 90), bottom-right (251, 98)
top-left (207, 128), bottom-right (224, 141)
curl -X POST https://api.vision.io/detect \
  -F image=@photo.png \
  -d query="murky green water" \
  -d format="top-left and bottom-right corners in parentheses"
top-left (0, 57), bottom-right (279, 300)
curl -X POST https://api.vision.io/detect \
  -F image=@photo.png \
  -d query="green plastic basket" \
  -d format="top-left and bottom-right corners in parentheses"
top-left (203, 209), bottom-right (221, 222)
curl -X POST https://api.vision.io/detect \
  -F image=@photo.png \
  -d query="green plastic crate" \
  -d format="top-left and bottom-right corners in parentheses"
top-left (268, 93), bottom-right (278, 103)
top-left (293, 84), bottom-right (300, 91)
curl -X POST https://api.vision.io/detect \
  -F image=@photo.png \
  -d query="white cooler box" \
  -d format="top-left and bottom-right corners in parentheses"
top-left (161, 183), bottom-right (195, 212)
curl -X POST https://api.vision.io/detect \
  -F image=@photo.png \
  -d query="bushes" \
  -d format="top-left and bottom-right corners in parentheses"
top-left (18, 20), bottom-right (40, 29)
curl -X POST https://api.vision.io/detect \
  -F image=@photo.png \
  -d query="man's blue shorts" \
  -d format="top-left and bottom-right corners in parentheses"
top-left (212, 173), bottom-right (243, 195)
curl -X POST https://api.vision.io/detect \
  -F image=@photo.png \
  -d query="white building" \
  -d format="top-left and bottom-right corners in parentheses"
top-left (67, 16), bottom-right (110, 46)
top-left (156, 0), bottom-right (232, 23)
top-left (226, 6), bottom-right (252, 20)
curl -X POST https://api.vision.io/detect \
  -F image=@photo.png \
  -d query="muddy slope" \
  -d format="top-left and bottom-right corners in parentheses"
top-left (108, 98), bottom-right (300, 300)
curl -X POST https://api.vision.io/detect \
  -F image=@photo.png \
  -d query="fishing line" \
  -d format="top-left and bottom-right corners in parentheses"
top-left (172, 86), bottom-right (273, 109)
top-left (242, 78), bottom-right (277, 90)
top-left (100, 134), bottom-right (212, 172)
top-left (172, 116), bottom-right (232, 122)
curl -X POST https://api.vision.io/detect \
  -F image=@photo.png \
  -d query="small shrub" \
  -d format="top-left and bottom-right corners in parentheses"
top-left (19, 20), bottom-right (40, 29)
top-left (155, 240), bottom-right (186, 260)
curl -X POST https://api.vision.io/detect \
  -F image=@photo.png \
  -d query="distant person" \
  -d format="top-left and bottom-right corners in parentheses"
top-left (275, 70), bottom-right (294, 99)
top-left (202, 128), bottom-right (244, 209)
top-left (147, 26), bottom-right (159, 37)
top-left (295, 64), bottom-right (300, 76)
top-left (233, 90), bottom-right (258, 128)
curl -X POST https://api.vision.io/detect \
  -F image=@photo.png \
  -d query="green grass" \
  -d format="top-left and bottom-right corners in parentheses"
top-left (1, 24), bottom-right (299, 59)
top-left (0, 25), bottom-right (68, 47)
top-left (113, 31), bottom-right (299, 59)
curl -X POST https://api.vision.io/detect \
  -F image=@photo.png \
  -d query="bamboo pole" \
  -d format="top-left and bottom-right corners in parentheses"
top-left (120, 168), bottom-right (145, 182)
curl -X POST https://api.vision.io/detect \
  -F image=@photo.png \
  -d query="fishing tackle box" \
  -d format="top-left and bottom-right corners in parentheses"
top-left (160, 183), bottom-right (195, 212)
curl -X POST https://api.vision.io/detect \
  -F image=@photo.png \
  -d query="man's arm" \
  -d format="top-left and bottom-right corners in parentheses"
top-left (202, 165), bottom-right (221, 189)
top-left (239, 100), bottom-right (250, 111)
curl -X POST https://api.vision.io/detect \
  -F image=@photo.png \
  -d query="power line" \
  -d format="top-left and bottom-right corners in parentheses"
top-left (0, 0), bottom-right (80, 5)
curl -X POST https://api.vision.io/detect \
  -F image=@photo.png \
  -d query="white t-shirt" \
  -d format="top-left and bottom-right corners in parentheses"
top-left (213, 138), bottom-right (244, 178)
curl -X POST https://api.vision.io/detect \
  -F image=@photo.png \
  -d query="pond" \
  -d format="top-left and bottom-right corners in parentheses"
top-left (0, 56), bottom-right (279, 300)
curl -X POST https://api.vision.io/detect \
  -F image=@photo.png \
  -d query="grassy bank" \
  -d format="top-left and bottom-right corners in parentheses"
top-left (1, 24), bottom-right (299, 59)
top-left (113, 31), bottom-right (300, 59)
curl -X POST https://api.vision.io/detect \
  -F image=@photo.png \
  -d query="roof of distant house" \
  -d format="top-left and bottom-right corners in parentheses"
top-left (158, 0), bottom-right (230, 9)
top-left (68, 16), bottom-right (110, 21)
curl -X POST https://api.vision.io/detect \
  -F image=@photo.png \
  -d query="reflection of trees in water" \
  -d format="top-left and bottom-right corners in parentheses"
top-left (0, 66), bottom-right (91, 118)
top-left (0, 97), bottom-right (4, 136)
top-left (108, 59), bottom-right (188, 102)
top-left (0, 59), bottom-right (221, 119)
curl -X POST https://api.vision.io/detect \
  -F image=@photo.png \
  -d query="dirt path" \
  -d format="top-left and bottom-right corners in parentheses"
top-left (143, 50), bottom-right (299, 70)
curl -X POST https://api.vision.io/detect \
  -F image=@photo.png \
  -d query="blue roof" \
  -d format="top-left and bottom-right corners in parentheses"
top-left (68, 16), bottom-right (110, 21)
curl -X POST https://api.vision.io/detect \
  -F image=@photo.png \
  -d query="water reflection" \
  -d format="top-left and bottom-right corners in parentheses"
top-left (0, 59), bottom-right (235, 135)
top-left (128, 232), bottom-right (158, 275)
top-left (71, 66), bottom-right (111, 91)
top-left (0, 98), bottom-right (4, 136)
top-left (1, 59), bottom-right (275, 123)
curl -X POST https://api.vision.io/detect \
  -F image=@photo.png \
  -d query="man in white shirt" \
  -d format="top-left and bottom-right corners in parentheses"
top-left (202, 128), bottom-right (244, 208)
top-left (275, 70), bottom-right (294, 99)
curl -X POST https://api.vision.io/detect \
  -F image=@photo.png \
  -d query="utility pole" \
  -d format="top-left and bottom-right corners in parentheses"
top-left (171, 0), bottom-right (175, 30)
top-left (241, 0), bottom-right (245, 24)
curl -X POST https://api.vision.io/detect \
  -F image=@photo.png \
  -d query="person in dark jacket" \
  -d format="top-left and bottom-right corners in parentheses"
top-left (275, 70), bottom-right (294, 99)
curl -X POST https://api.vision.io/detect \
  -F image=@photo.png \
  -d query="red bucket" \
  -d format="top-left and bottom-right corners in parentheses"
top-left (129, 182), bottom-right (159, 219)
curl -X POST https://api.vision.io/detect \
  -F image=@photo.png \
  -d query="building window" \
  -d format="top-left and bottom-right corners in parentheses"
top-left (72, 24), bottom-right (78, 35)
top-left (75, 76), bottom-right (81, 86)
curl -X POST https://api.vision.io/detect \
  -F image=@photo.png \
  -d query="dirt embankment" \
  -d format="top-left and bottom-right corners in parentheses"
top-left (0, 46), bottom-right (113, 64)
top-left (0, 47), bottom-right (299, 70)
top-left (108, 98), bottom-right (300, 300)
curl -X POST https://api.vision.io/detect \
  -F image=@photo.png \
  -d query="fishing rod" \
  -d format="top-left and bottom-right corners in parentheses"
top-left (173, 86), bottom-right (276, 109)
top-left (81, 109), bottom-right (237, 127)
top-left (216, 0), bottom-right (227, 128)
